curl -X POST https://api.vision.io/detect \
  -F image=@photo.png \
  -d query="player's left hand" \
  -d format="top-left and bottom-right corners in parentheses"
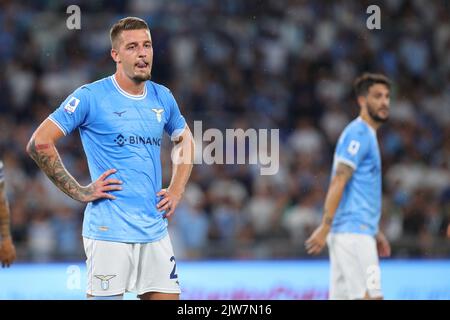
top-left (305, 224), bottom-right (330, 255)
top-left (156, 188), bottom-right (182, 219)
top-left (0, 237), bottom-right (16, 268)
top-left (376, 232), bottom-right (391, 257)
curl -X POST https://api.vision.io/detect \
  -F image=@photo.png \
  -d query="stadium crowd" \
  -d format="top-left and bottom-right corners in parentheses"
top-left (0, 0), bottom-right (449, 261)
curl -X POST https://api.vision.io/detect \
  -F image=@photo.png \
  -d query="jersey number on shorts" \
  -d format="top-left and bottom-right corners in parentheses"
top-left (366, 265), bottom-right (381, 291)
top-left (170, 256), bottom-right (178, 279)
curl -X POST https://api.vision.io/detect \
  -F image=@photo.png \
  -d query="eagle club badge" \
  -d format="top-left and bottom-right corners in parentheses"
top-left (94, 275), bottom-right (116, 290)
top-left (151, 108), bottom-right (164, 123)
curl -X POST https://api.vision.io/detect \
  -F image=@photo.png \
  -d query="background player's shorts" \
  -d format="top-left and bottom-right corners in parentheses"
top-left (327, 233), bottom-right (383, 300)
top-left (83, 234), bottom-right (181, 297)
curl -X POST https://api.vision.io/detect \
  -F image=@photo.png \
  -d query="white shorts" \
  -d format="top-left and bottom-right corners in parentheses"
top-left (327, 233), bottom-right (383, 300)
top-left (83, 234), bottom-right (181, 296)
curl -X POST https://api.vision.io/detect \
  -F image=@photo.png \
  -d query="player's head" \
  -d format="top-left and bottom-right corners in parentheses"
top-left (354, 73), bottom-right (391, 123)
top-left (110, 17), bottom-right (152, 82)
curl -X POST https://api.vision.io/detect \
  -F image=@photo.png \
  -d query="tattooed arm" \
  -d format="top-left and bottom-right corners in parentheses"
top-left (305, 163), bottom-right (354, 255)
top-left (26, 119), bottom-right (122, 203)
top-left (0, 176), bottom-right (16, 267)
top-left (319, 163), bottom-right (354, 229)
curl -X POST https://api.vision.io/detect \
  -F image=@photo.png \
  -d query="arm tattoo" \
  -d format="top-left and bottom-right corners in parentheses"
top-left (28, 139), bottom-right (91, 202)
top-left (323, 212), bottom-right (333, 226)
top-left (0, 181), bottom-right (11, 239)
top-left (321, 163), bottom-right (354, 228)
top-left (335, 163), bottom-right (354, 181)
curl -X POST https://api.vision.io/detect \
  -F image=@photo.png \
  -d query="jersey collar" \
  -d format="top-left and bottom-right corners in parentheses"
top-left (111, 75), bottom-right (147, 100)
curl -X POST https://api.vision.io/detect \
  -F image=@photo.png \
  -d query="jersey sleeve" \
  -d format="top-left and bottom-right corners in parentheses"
top-left (48, 86), bottom-right (91, 136)
top-left (334, 126), bottom-right (370, 170)
top-left (162, 87), bottom-right (186, 141)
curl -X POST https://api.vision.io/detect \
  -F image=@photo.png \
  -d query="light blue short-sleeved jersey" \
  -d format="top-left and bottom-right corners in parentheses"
top-left (331, 117), bottom-right (382, 236)
top-left (49, 75), bottom-right (186, 243)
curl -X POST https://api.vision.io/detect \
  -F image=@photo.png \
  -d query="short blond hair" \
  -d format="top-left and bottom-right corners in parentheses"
top-left (110, 17), bottom-right (149, 48)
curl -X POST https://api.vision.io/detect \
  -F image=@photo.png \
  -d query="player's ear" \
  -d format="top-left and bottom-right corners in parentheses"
top-left (357, 95), bottom-right (366, 108)
top-left (111, 48), bottom-right (120, 63)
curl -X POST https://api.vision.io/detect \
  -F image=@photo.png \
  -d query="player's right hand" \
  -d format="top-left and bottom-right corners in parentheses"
top-left (81, 169), bottom-right (123, 202)
top-left (305, 224), bottom-right (330, 255)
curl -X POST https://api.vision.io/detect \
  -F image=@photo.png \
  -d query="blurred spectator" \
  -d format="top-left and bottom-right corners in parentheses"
top-left (51, 206), bottom-right (81, 260)
top-left (28, 209), bottom-right (56, 262)
top-left (171, 184), bottom-right (209, 259)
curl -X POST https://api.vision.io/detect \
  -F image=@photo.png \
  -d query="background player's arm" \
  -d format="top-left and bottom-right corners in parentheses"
top-left (0, 179), bottom-right (16, 267)
top-left (375, 229), bottom-right (391, 257)
top-left (305, 163), bottom-right (353, 255)
top-left (157, 126), bottom-right (194, 218)
top-left (26, 119), bottom-right (122, 203)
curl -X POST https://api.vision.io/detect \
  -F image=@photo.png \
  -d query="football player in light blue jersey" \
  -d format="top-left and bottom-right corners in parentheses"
top-left (306, 73), bottom-right (392, 300)
top-left (0, 160), bottom-right (16, 268)
top-left (27, 17), bottom-right (194, 300)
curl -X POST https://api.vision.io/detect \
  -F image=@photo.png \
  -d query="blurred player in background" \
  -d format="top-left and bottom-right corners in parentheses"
top-left (0, 160), bottom-right (16, 268)
top-left (26, 17), bottom-right (194, 300)
top-left (305, 73), bottom-right (392, 300)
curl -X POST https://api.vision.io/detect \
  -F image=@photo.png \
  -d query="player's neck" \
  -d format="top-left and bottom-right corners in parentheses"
top-left (359, 113), bottom-right (381, 131)
top-left (114, 72), bottom-right (146, 96)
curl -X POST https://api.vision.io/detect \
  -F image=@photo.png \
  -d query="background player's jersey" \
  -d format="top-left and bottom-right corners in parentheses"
top-left (49, 75), bottom-right (186, 243)
top-left (330, 117), bottom-right (382, 236)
